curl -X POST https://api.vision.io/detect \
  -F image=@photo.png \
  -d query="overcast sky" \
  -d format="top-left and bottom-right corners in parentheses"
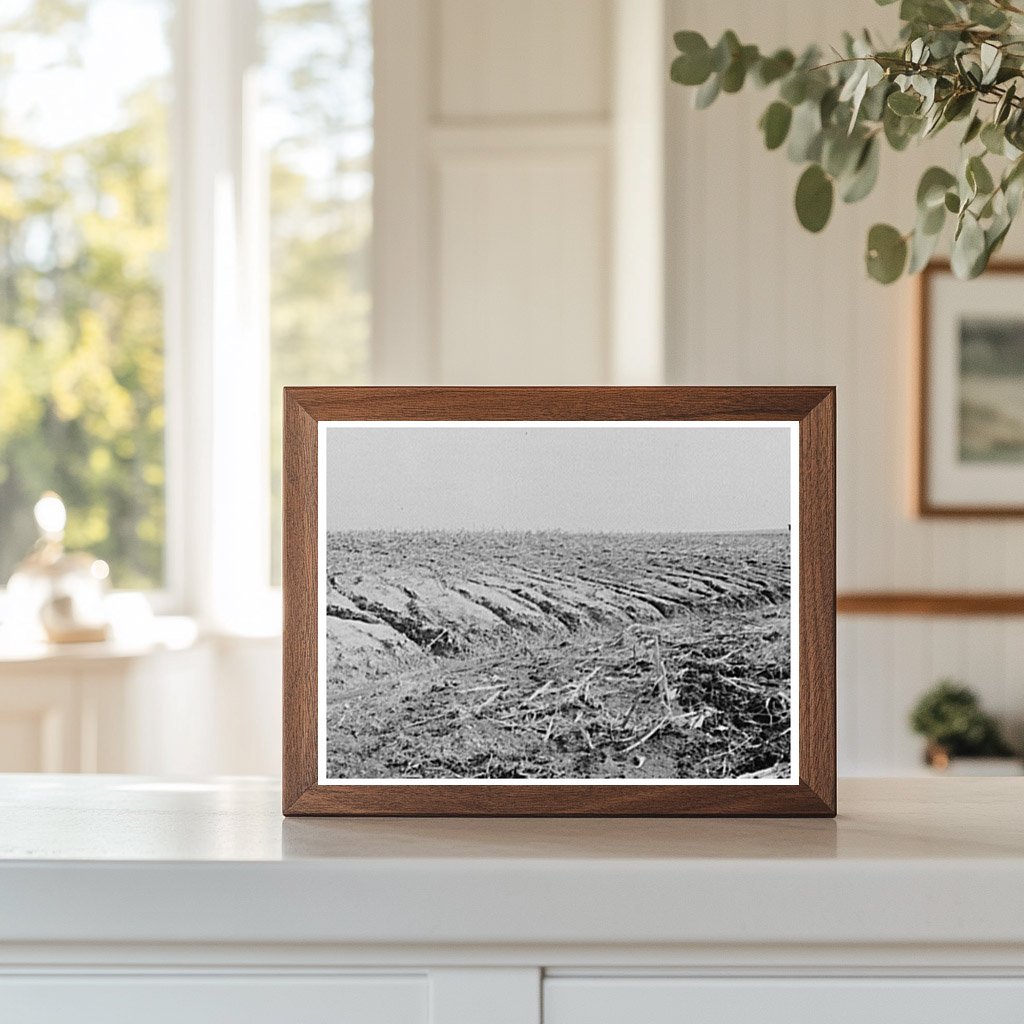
top-left (324, 424), bottom-right (792, 533)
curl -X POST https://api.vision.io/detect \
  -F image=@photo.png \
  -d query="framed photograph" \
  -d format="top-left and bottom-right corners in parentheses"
top-left (283, 387), bottom-right (835, 816)
top-left (918, 261), bottom-right (1024, 516)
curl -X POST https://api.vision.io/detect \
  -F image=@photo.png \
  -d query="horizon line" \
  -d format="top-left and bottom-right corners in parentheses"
top-left (325, 526), bottom-right (790, 536)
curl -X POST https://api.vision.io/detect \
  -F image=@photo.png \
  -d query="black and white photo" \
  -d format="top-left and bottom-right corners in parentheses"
top-left (317, 422), bottom-right (798, 784)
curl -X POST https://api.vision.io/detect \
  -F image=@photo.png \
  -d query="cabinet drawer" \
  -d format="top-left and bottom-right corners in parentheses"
top-left (0, 974), bottom-right (427, 1024)
top-left (544, 977), bottom-right (1024, 1024)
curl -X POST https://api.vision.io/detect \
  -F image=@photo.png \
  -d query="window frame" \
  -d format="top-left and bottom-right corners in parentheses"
top-left (165, 0), bottom-right (280, 633)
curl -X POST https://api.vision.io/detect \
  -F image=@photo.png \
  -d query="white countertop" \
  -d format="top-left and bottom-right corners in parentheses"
top-left (1, 775), bottom-right (1022, 950)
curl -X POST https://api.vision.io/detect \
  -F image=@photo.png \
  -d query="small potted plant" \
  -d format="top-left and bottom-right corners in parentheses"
top-left (910, 680), bottom-right (1021, 774)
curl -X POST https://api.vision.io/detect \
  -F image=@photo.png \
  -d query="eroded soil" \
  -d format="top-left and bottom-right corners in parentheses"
top-left (324, 530), bottom-right (792, 780)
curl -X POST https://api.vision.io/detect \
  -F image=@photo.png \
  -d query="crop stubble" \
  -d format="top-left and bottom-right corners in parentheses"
top-left (324, 530), bottom-right (791, 780)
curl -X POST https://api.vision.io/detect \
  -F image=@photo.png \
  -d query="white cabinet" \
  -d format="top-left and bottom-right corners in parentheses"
top-left (0, 975), bottom-right (428, 1024)
top-left (0, 637), bottom-right (209, 773)
top-left (544, 978), bottom-right (1024, 1024)
top-left (1, 777), bottom-right (1022, 1024)
top-left (0, 624), bottom-right (282, 776)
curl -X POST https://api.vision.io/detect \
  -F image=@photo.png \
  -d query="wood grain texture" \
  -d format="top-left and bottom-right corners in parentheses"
top-left (282, 392), bottom-right (318, 812)
top-left (916, 260), bottom-right (1024, 518)
top-left (282, 387), bottom-right (836, 817)
top-left (838, 592), bottom-right (1024, 616)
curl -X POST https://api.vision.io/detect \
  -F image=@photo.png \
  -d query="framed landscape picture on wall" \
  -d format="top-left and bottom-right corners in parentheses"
top-left (918, 262), bottom-right (1024, 516)
top-left (282, 387), bottom-right (836, 817)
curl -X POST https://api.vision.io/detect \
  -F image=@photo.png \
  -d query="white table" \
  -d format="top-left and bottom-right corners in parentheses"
top-left (1, 776), bottom-right (1022, 1023)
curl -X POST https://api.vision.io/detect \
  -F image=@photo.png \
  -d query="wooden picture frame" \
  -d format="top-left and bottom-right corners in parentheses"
top-left (283, 387), bottom-right (836, 817)
top-left (917, 260), bottom-right (1024, 517)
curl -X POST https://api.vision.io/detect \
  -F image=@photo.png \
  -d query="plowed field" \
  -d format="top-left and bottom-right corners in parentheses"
top-left (324, 530), bottom-right (792, 780)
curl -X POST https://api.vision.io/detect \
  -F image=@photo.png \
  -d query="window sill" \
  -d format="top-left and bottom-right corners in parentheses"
top-left (0, 616), bottom-right (201, 666)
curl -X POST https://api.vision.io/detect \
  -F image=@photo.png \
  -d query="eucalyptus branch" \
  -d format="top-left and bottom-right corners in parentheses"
top-left (670, 0), bottom-right (1024, 282)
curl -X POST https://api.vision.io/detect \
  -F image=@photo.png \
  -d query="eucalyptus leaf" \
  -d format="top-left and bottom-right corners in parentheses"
top-left (822, 128), bottom-right (864, 178)
top-left (760, 101), bottom-right (793, 150)
top-left (888, 90), bottom-right (921, 115)
top-left (866, 223), bottom-right (908, 283)
top-left (996, 83), bottom-right (1018, 125)
top-left (754, 49), bottom-right (795, 87)
top-left (921, 200), bottom-right (946, 234)
top-left (951, 211), bottom-right (987, 278)
top-left (671, 47), bottom-right (712, 87)
top-left (787, 101), bottom-right (823, 162)
top-left (942, 91), bottom-right (974, 122)
top-left (861, 79), bottom-right (892, 122)
top-left (884, 106), bottom-right (922, 150)
top-left (980, 42), bottom-right (1003, 86)
top-left (795, 164), bottom-right (834, 232)
top-left (917, 166), bottom-right (957, 210)
top-left (694, 73), bottom-right (721, 109)
top-left (962, 115), bottom-right (983, 145)
top-left (970, 2), bottom-right (1009, 29)
top-left (779, 73), bottom-right (807, 106)
top-left (820, 85), bottom-right (841, 126)
top-left (670, 4), bottom-right (1024, 284)
top-left (922, 105), bottom-right (944, 137)
top-left (967, 154), bottom-right (995, 195)
top-left (710, 31), bottom-right (740, 73)
top-left (981, 121), bottom-right (1006, 155)
top-left (908, 221), bottom-right (942, 273)
top-left (842, 137), bottom-right (881, 203)
top-left (721, 44), bottom-right (759, 93)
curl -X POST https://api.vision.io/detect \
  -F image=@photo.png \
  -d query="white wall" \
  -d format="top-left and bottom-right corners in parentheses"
top-left (173, 0), bottom-right (1024, 779)
top-left (373, 0), bottom-right (665, 387)
top-left (665, 0), bottom-right (1024, 772)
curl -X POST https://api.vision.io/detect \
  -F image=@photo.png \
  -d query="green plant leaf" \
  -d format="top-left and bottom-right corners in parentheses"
top-left (970, 2), bottom-right (1009, 29)
top-left (981, 121), bottom-right (1006, 155)
top-left (884, 106), bottom-right (922, 150)
top-left (917, 166), bottom-right (957, 210)
top-left (842, 136), bottom-right (880, 203)
top-left (902, 0), bottom-right (960, 27)
top-left (951, 212), bottom-right (987, 278)
top-left (779, 73), bottom-right (807, 106)
top-left (721, 44), bottom-right (759, 92)
top-left (822, 128), bottom-right (863, 178)
top-left (694, 73), bottom-right (721, 109)
top-left (942, 91), bottom-right (974, 123)
top-left (671, 54), bottom-right (709, 87)
top-left (861, 80), bottom-right (892, 122)
top-left (795, 164), bottom-right (834, 232)
top-left (962, 115), bottom-right (983, 145)
top-left (866, 223), bottom-right (907, 283)
top-left (710, 30), bottom-right (740, 73)
top-left (754, 49), bottom-right (795, 87)
top-left (967, 154), bottom-right (995, 196)
top-left (787, 101), bottom-right (823, 162)
top-left (944, 190), bottom-right (960, 213)
top-left (671, 31), bottom-right (712, 85)
top-left (980, 41), bottom-right (1002, 86)
top-left (760, 101), bottom-right (792, 150)
top-left (921, 199), bottom-right (946, 235)
top-left (888, 90), bottom-right (921, 115)
top-left (996, 82), bottom-right (1017, 125)
top-left (1004, 157), bottom-right (1024, 216)
top-left (908, 221), bottom-right (942, 273)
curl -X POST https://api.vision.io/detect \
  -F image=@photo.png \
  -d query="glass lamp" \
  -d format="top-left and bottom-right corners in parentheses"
top-left (5, 493), bottom-right (111, 644)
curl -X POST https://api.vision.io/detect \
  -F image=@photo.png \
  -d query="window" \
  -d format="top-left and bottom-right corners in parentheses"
top-left (262, 0), bottom-right (373, 580)
top-left (0, 0), bottom-right (373, 612)
top-left (0, 0), bottom-right (172, 589)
